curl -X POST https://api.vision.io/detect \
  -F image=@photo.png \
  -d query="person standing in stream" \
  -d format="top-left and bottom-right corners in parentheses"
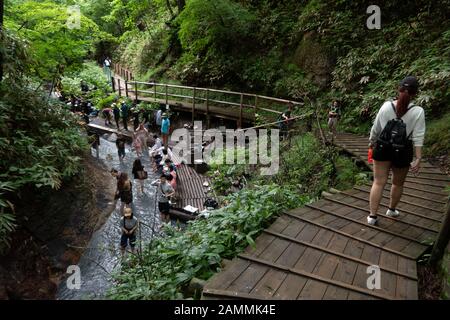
top-left (367, 76), bottom-right (425, 226)
top-left (132, 158), bottom-right (147, 195)
top-left (161, 113), bottom-right (171, 148)
top-left (152, 174), bottom-right (175, 224)
top-left (116, 172), bottom-right (133, 214)
top-left (121, 102), bottom-right (129, 131)
top-left (115, 134), bottom-right (126, 161)
top-left (120, 208), bottom-right (138, 255)
top-left (113, 103), bottom-right (121, 129)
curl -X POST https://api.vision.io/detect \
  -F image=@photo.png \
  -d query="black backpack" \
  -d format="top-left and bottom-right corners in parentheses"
top-left (375, 102), bottom-right (414, 166)
top-left (204, 198), bottom-right (218, 210)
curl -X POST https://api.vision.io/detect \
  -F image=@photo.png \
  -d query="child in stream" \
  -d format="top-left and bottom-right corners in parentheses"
top-left (120, 208), bottom-right (138, 255)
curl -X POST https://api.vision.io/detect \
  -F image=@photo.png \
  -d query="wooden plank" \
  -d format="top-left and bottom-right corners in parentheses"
top-left (378, 251), bottom-right (398, 297)
top-left (306, 201), bottom-right (427, 244)
top-left (385, 181), bottom-right (447, 198)
top-left (202, 288), bottom-right (264, 300)
top-left (227, 262), bottom-right (269, 293)
top-left (369, 183), bottom-right (447, 204)
top-left (284, 211), bottom-right (418, 259)
top-left (273, 274), bottom-right (308, 299)
top-left (204, 258), bottom-right (250, 291)
top-left (354, 186), bottom-right (445, 213)
top-left (244, 232), bottom-right (275, 257)
top-left (264, 229), bottom-right (416, 280)
top-left (238, 254), bottom-right (392, 300)
top-left (328, 194), bottom-right (439, 235)
top-left (249, 269), bottom-right (287, 298)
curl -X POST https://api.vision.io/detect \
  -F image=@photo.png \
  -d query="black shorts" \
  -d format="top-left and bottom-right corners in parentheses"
top-left (158, 202), bottom-right (170, 214)
top-left (120, 233), bottom-right (136, 248)
top-left (372, 141), bottom-right (413, 168)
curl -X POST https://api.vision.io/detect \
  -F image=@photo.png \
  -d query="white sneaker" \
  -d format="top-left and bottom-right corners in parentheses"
top-left (367, 215), bottom-right (378, 225)
top-left (386, 209), bottom-right (400, 217)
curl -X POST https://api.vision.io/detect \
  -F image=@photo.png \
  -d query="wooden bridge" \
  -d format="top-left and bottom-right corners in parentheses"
top-left (110, 64), bottom-right (303, 127)
top-left (202, 133), bottom-right (449, 300)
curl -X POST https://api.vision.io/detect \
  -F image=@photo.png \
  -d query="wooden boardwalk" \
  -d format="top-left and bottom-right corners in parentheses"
top-left (202, 133), bottom-right (449, 300)
top-left (172, 164), bottom-right (213, 212)
top-left (87, 120), bottom-right (214, 215)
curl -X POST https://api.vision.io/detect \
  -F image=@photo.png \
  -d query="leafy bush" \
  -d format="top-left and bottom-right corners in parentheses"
top-left (5, 1), bottom-right (105, 80)
top-left (334, 157), bottom-right (370, 190)
top-left (269, 133), bottom-right (335, 197)
top-left (108, 184), bottom-right (306, 300)
top-left (0, 28), bottom-right (89, 251)
top-left (424, 112), bottom-right (450, 158)
top-left (61, 62), bottom-right (112, 105)
top-left (96, 94), bottom-right (120, 110)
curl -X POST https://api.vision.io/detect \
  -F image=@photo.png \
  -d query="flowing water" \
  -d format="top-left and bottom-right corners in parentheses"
top-left (57, 133), bottom-right (162, 300)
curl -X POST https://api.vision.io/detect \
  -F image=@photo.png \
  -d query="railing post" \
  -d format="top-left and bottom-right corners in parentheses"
top-left (429, 199), bottom-right (450, 267)
top-left (154, 83), bottom-right (157, 102)
top-left (239, 93), bottom-right (244, 129)
top-left (192, 87), bottom-right (196, 123)
top-left (165, 84), bottom-right (168, 105)
top-left (254, 95), bottom-right (259, 126)
top-left (134, 81), bottom-right (138, 103)
top-left (206, 89), bottom-right (210, 129)
top-left (125, 80), bottom-right (129, 98)
top-left (111, 77), bottom-right (115, 92)
top-left (118, 78), bottom-right (122, 96)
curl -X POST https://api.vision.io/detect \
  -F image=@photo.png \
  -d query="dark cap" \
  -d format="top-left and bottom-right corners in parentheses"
top-left (400, 76), bottom-right (419, 93)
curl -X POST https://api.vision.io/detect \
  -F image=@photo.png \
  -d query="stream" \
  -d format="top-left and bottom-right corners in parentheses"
top-left (57, 133), bottom-right (162, 300)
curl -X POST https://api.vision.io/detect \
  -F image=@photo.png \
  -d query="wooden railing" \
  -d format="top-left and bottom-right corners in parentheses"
top-left (111, 64), bottom-right (304, 127)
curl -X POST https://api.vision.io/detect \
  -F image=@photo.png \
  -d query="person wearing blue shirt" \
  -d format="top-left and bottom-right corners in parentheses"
top-left (161, 113), bottom-right (170, 147)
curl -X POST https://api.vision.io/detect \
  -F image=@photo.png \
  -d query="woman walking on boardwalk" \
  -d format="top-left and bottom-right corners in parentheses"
top-left (367, 76), bottom-right (425, 225)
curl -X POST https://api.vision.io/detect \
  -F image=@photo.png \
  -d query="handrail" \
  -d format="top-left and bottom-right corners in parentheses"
top-left (237, 112), bottom-right (314, 131)
top-left (112, 63), bottom-right (305, 125)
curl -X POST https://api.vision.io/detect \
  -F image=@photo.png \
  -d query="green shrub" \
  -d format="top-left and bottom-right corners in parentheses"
top-left (97, 94), bottom-right (119, 110)
top-left (424, 113), bottom-right (450, 158)
top-left (108, 184), bottom-right (306, 300)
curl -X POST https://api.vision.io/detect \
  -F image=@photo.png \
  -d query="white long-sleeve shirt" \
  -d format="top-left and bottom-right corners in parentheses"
top-left (369, 101), bottom-right (426, 147)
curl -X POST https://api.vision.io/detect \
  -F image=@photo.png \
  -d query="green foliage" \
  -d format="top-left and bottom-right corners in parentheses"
top-left (0, 27), bottom-right (88, 252)
top-left (268, 133), bottom-right (334, 197)
top-left (334, 157), bottom-right (370, 190)
top-left (108, 184), bottom-right (306, 300)
top-left (207, 148), bottom-right (249, 195)
top-left (61, 62), bottom-right (111, 104)
top-left (424, 112), bottom-right (450, 158)
top-left (178, 0), bottom-right (255, 54)
top-left (5, 0), bottom-right (106, 80)
top-left (96, 93), bottom-right (119, 110)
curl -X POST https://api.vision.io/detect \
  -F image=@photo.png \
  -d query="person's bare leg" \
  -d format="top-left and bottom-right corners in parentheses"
top-left (369, 160), bottom-right (391, 216)
top-left (389, 166), bottom-right (409, 210)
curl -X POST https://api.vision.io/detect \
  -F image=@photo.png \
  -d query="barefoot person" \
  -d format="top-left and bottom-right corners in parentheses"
top-left (161, 113), bottom-right (171, 148)
top-left (116, 173), bottom-right (133, 214)
top-left (367, 76), bottom-right (425, 225)
top-left (132, 158), bottom-right (147, 194)
top-left (120, 208), bottom-right (138, 255)
top-left (152, 174), bottom-right (175, 224)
